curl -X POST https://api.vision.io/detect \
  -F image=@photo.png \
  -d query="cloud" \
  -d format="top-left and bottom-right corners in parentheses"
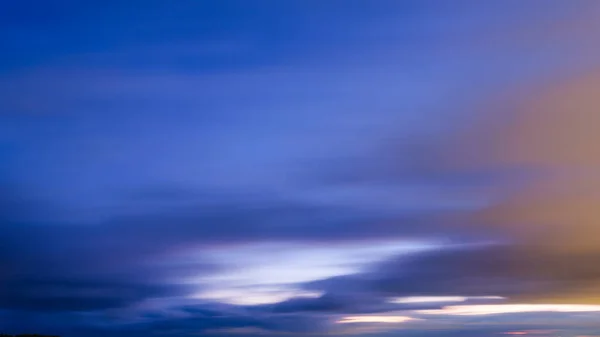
top-left (4, 64), bottom-right (600, 337)
top-left (300, 234), bottom-right (600, 308)
top-left (0, 184), bottom-right (432, 313)
top-left (0, 277), bottom-right (187, 312)
top-left (304, 69), bottom-right (600, 306)
top-left (253, 291), bottom-right (446, 315)
top-left (4, 64), bottom-right (600, 333)
top-left (4, 1), bottom-right (600, 336)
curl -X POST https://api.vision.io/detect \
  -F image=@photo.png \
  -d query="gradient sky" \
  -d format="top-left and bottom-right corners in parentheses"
top-left (2, 1), bottom-right (600, 336)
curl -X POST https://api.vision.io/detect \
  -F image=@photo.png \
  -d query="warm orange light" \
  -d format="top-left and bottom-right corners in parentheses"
top-left (417, 304), bottom-right (600, 316)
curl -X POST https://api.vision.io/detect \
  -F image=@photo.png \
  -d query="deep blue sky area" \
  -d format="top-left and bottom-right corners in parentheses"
top-left (2, 1), bottom-right (600, 336)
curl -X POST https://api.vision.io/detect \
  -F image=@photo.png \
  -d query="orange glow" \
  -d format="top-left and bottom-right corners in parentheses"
top-left (417, 304), bottom-right (600, 316)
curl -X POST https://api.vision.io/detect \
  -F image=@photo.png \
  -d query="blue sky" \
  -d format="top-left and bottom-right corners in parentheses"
top-left (2, 1), bottom-right (600, 336)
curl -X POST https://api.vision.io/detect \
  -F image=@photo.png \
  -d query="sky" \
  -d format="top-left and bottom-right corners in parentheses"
top-left (2, 0), bottom-right (600, 336)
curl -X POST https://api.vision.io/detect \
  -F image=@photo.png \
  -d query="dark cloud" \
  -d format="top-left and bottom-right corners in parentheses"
top-left (86, 303), bottom-right (328, 336)
top-left (0, 189), bottom-right (200, 312)
top-left (0, 277), bottom-right (187, 312)
top-left (0, 185), bottom-right (414, 313)
top-left (304, 242), bottom-right (600, 305)
top-left (256, 291), bottom-right (450, 314)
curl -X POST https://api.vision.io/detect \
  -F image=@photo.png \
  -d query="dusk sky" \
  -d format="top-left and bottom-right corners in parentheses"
top-left (3, 1), bottom-right (600, 336)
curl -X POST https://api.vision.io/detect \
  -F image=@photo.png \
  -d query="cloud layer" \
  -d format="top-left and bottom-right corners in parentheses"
top-left (3, 1), bottom-right (600, 336)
